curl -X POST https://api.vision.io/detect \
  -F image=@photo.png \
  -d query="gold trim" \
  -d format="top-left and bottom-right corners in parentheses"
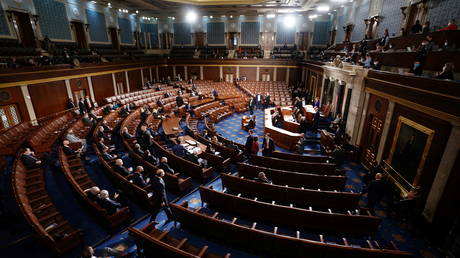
top-left (0, 67), bottom-right (144, 88)
top-left (365, 87), bottom-right (460, 124)
top-left (368, 77), bottom-right (460, 101)
top-left (386, 116), bottom-right (435, 188)
top-left (0, 64), bottom-right (298, 88)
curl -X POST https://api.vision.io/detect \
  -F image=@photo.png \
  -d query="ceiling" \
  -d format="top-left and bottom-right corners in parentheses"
top-left (96, 0), bottom-right (352, 17)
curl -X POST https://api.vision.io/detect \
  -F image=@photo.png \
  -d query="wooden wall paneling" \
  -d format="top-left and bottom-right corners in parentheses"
top-left (0, 86), bottom-right (29, 122)
top-left (276, 67), bottom-right (287, 82)
top-left (188, 66), bottom-right (200, 79)
top-left (91, 74), bottom-right (115, 104)
top-left (289, 68), bottom-right (302, 85)
top-left (260, 67), bottom-right (274, 81)
top-left (382, 104), bottom-right (451, 206)
top-left (203, 66), bottom-right (220, 81)
top-left (223, 66), bottom-right (237, 78)
top-left (159, 66), bottom-right (173, 80)
top-left (175, 66), bottom-right (185, 80)
top-left (240, 67), bottom-right (257, 81)
top-left (28, 81), bottom-right (67, 118)
top-left (114, 72), bottom-right (126, 93)
top-left (142, 68), bottom-right (151, 82)
top-left (69, 77), bottom-right (90, 99)
top-left (128, 70), bottom-right (142, 92)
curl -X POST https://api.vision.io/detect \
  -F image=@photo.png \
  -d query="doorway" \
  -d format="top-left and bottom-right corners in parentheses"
top-left (0, 104), bottom-right (21, 130)
top-left (13, 11), bottom-right (36, 48)
top-left (72, 21), bottom-right (87, 49)
top-left (361, 115), bottom-right (384, 168)
top-left (109, 28), bottom-right (120, 50)
top-left (73, 90), bottom-right (87, 102)
top-left (225, 74), bottom-right (234, 83)
top-left (342, 88), bottom-right (352, 124)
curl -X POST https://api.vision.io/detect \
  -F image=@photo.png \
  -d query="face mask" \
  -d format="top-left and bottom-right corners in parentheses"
top-left (414, 63), bottom-right (420, 68)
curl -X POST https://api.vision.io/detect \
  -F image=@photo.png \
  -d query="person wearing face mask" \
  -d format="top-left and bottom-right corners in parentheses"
top-left (408, 60), bottom-right (423, 76)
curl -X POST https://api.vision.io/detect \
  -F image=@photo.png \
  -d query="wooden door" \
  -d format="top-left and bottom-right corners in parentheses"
top-left (14, 12), bottom-right (36, 48)
top-left (72, 21), bottom-right (87, 49)
top-left (109, 28), bottom-right (120, 50)
top-left (362, 115), bottom-right (384, 168)
top-left (0, 104), bottom-right (21, 130)
top-left (195, 32), bottom-right (205, 47)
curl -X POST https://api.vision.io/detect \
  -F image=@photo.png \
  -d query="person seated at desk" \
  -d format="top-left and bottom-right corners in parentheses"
top-left (329, 113), bottom-right (342, 132)
top-left (202, 130), bottom-right (212, 141)
top-left (119, 105), bottom-right (130, 117)
top-left (254, 172), bottom-right (272, 184)
top-left (159, 157), bottom-right (175, 174)
top-left (140, 106), bottom-right (151, 122)
top-left (144, 149), bottom-right (159, 165)
top-left (97, 190), bottom-right (123, 215)
top-left (82, 113), bottom-right (96, 127)
top-left (89, 109), bottom-right (101, 122)
top-left (121, 127), bottom-right (134, 139)
top-left (185, 149), bottom-right (208, 168)
top-left (172, 137), bottom-right (187, 157)
top-left (63, 140), bottom-right (84, 157)
top-left (132, 166), bottom-right (150, 188)
top-left (212, 89), bottom-right (219, 99)
top-left (97, 126), bottom-right (111, 141)
top-left (407, 60), bottom-right (423, 76)
top-left (66, 129), bottom-right (87, 150)
top-left (435, 62), bottom-right (454, 80)
top-left (101, 119), bottom-right (113, 132)
top-left (133, 143), bottom-right (145, 157)
top-left (21, 148), bottom-right (42, 169)
top-left (113, 159), bottom-right (132, 177)
top-left (101, 146), bottom-right (117, 161)
top-left (96, 138), bottom-right (116, 153)
top-left (84, 186), bottom-right (101, 202)
top-left (136, 124), bottom-right (153, 151)
top-left (246, 116), bottom-right (256, 131)
top-left (176, 93), bottom-right (184, 107)
top-left (296, 133), bottom-right (306, 154)
top-left (211, 136), bottom-right (222, 146)
top-left (439, 19), bottom-right (458, 31)
top-left (102, 104), bottom-right (112, 115)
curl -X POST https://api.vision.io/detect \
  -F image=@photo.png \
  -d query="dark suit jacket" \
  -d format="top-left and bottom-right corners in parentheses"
top-left (133, 173), bottom-right (148, 188)
top-left (63, 145), bottom-right (76, 156)
top-left (151, 177), bottom-right (168, 203)
top-left (137, 131), bottom-right (152, 149)
top-left (102, 152), bottom-right (114, 161)
top-left (159, 162), bottom-right (175, 174)
top-left (366, 179), bottom-right (385, 203)
top-left (176, 96), bottom-right (184, 107)
top-left (78, 101), bottom-right (86, 114)
top-left (21, 154), bottom-right (40, 169)
top-left (99, 198), bottom-right (122, 214)
top-left (84, 99), bottom-right (93, 111)
top-left (245, 135), bottom-right (254, 152)
top-left (262, 138), bottom-right (275, 154)
top-left (114, 165), bottom-right (131, 177)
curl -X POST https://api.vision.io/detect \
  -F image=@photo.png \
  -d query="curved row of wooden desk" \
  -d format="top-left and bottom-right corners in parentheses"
top-left (264, 107), bottom-right (303, 151)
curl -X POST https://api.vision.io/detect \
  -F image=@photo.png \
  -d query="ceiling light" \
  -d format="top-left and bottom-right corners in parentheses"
top-left (136, 10), bottom-right (139, 14)
top-left (317, 5), bottom-right (330, 12)
top-left (90, 1), bottom-right (97, 4)
top-left (266, 13), bottom-right (276, 19)
top-left (284, 15), bottom-right (296, 28)
top-left (186, 11), bottom-right (197, 23)
top-left (230, 15), bottom-right (233, 18)
top-left (210, 15), bottom-right (213, 19)
top-left (308, 14), bottom-right (318, 19)
top-left (172, 17), bottom-right (176, 20)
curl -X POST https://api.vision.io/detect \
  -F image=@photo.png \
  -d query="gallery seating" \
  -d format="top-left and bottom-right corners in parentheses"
top-left (129, 222), bottom-right (231, 257)
top-left (237, 163), bottom-right (346, 191)
top-left (171, 202), bottom-right (412, 258)
top-left (221, 173), bottom-right (359, 210)
top-left (199, 186), bottom-right (381, 236)
top-left (12, 157), bottom-right (82, 254)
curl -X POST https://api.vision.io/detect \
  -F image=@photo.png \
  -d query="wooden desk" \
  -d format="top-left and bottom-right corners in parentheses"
top-left (302, 105), bottom-right (316, 122)
top-left (162, 116), bottom-right (182, 135)
top-left (181, 135), bottom-right (207, 154)
top-left (264, 107), bottom-right (303, 151)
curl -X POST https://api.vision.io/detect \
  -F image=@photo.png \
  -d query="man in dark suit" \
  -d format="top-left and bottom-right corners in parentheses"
top-left (175, 94), bottom-right (184, 107)
top-left (63, 140), bottom-right (82, 157)
top-left (20, 148), bottom-right (42, 169)
top-left (172, 137), bottom-right (187, 157)
top-left (78, 98), bottom-right (86, 114)
top-left (136, 124), bottom-right (153, 151)
top-left (212, 89), bottom-right (219, 98)
top-left (159, 157), bottom-right (175, 174)
top-left (84, 96), bottom-right (93, 111)
top-left (133, 143), bottom-right (145, 157)
top-left (144, 150), bottom-right (159, 165)
top-left (255, 93), bottom-right (262, 109)
top-left (150, 169), bottom-right (173, 221)
top-left (101, 146), bottom-right (117, 161)
top-left (364, 173), bottom-right (385, 214)
top-left (132, 166), bottom-right (149, 188)
top-left (84, 186), bottom-right (101, 202)
top-left (113, 159), bottom-right (132, 177)
top-left (97, 190), bottom-right (122, 214)
top-left (254, 172), bottom-right (272, 184)
top-left (262, 133), bottom-right (275, 157)
top-left (264, 92), bottom-right (271, 108)
top-left (244, 130), bottom-right (255, 156)
top-left (248, 98), bottom-right (255, 115)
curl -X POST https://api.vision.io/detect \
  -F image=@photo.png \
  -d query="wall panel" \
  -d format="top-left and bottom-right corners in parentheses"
top-left (276, 67), bottom-right (287, 81)
top-left (28, 81), bottom-right (67, 118)
top-left (91, 74), bottom-right (114, 103)
top-left (239, 67), bottom-right (257, 81)
top-left (203, 66), bottom-right (220, 81)
top-left (0, 86), bottom-right (28, 122)
top-left (128, 70), bottom-right (142, 91)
